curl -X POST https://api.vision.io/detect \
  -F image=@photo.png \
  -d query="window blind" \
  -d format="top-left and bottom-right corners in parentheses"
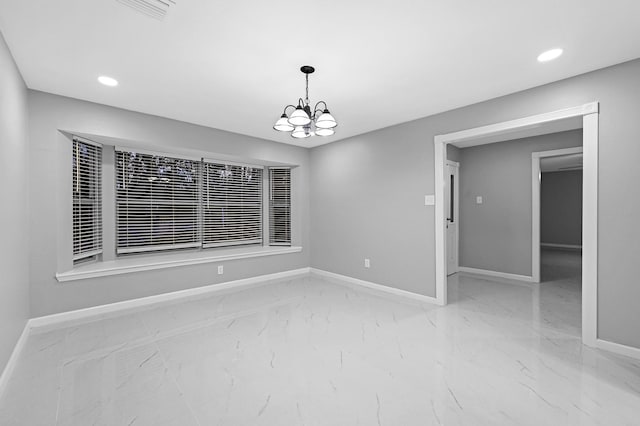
top-left (269, 168), bottom-right (291, 246)
top-left (73, 137), bottom-right (102, 261)
top-left (116, 150), bottom-right (201, 254)
top-left (202, 161), bottom-right (263, 248)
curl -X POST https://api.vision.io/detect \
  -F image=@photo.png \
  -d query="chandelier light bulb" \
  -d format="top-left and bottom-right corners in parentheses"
top-left (315, 109), bottom-right (337, 129)
top-left (291, 126), bottom-right (311, 138)
top-left (273, 114), bottom-right (294, 132)
top-left (288, 106), bottom-right (311, 126)
top-left (315, 127), bottom-right (335, 137)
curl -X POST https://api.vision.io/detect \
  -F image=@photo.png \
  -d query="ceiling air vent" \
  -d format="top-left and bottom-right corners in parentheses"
top-left (116, 0), bottom-right (176, 20)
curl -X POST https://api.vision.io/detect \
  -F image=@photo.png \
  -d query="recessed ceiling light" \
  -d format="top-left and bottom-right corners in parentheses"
top-left (98, 75), bottom-right (118, 87)
top-left (537, 48), bottom-right (563, 63)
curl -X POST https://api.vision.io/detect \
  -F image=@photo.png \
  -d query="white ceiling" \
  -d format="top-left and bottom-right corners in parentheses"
top-left (1, 0), bottom-right (639, 148)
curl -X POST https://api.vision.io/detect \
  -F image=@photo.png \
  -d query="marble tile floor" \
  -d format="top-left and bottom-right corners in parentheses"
top-left (538, 247), bottom-right (583, 336)
top-left (1, 268), bottom-right (639, 425)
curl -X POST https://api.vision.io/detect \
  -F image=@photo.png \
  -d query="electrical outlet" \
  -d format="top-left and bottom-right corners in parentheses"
top-left (364, 258), bottom-right (370, 268)
top-left (218, 265), bottom-right (224, 275)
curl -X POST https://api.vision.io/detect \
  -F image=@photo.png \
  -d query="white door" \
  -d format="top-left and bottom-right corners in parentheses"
top-left (446, 161), bottom-right (459, 275)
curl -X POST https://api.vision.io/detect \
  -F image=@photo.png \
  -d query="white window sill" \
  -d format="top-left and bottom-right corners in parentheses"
top-left (56, 246), bottom-right (303, 283)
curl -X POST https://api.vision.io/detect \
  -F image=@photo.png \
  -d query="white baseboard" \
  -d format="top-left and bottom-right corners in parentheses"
top-left (458, 266), bottom-right (536, 283)
top-left (310, 268), bottom-right (439, 305)
top-left (30, 267), bottom-right (311, 330)
top-left (541, 243), bottom-right (582, 250)
top-left (596, 339), bottom-right (640, 361)
top-left (0, 321), bottom-right (30, 399)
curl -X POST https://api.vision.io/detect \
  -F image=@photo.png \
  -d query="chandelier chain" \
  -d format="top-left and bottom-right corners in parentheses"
top-left (305, 73), bottom-right (309, 105)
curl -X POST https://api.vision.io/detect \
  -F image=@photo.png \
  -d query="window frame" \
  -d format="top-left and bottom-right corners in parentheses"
top-left (115, 148), bottom-right (202, 255)
top-left (72, 136), bottom-right (103, 263)
top-left (268, 167), bottom-right (292, 246)
top-left (62, 139), bottom-right (299, 279)
top-left (112, 148), bottom-right (289, 257)
top-left (201, 158), bottom-right (265, 249)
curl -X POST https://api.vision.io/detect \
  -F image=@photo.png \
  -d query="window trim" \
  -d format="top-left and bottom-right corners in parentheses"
top-left (56, 245), bottom-right (303, 282)
top-left (117, 146), bottom-right (202, 162)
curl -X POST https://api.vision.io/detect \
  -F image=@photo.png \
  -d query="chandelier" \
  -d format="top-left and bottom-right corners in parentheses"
top-left (273, 65), bottom-right (337, 138)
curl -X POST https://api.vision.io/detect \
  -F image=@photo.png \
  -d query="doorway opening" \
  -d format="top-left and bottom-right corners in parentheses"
top-left (434, 102), bottom-right (599, 347)
top-left (538, 148), bottom-right (584, 336)
top-left (533, 146), bottom-right (583, 281)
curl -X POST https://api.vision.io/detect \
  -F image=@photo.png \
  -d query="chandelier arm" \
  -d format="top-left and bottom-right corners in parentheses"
top-left (282, 104), bottom-right (297, 115)
top-left (313, 101), bottom-right (328, 111)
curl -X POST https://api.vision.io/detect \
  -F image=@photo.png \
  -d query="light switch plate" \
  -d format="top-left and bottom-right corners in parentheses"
top-left (476, 196), bottom-right (483, 204)
top-left (424, 195), bottom-right (435, 205)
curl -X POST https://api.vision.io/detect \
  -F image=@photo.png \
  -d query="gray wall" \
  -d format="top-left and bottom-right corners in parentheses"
top-left (458, 130), bottom-right (582, 276)
top-left (0, 32), bottom-right (30, 371)
top-left (310, 58), bottom-right (640, 349)
top-left (446, 144), bottom-right (460, 162)
top-left (541, 171), bottom-right (583, 246)
top-left (28, 91), bottom-right (310, 316)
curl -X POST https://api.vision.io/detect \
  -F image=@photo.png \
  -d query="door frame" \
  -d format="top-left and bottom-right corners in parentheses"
top-left (531, 146), bottom-right (583, 283)
top-left (434, 102), bottom-right (599, 347)
top-left (446, 160), bottom-right (460, 275)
